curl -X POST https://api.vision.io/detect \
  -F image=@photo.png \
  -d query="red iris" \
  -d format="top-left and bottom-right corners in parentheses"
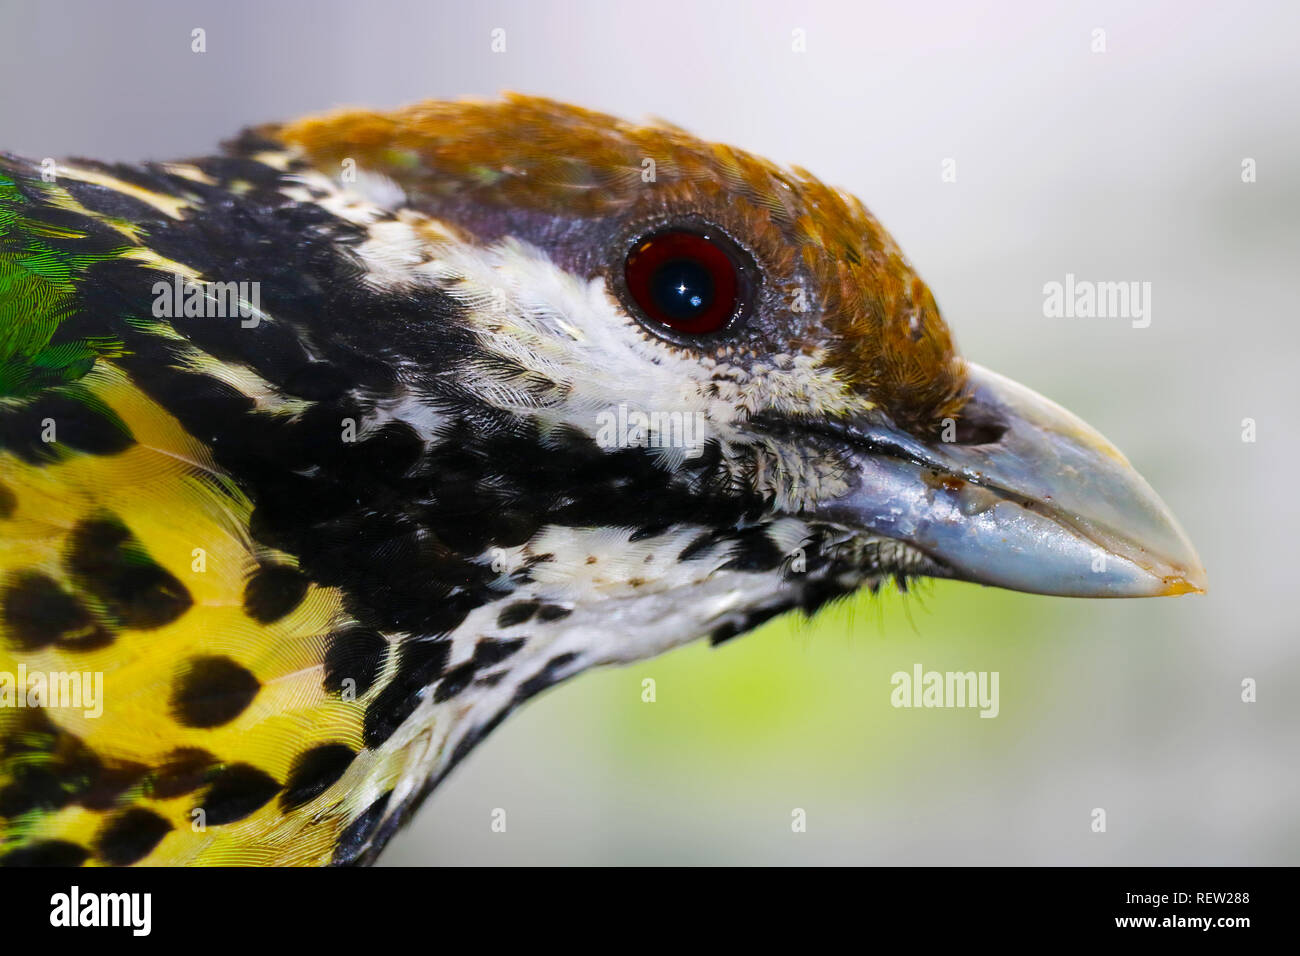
top-left (624, 230), bottom-right (740, 334)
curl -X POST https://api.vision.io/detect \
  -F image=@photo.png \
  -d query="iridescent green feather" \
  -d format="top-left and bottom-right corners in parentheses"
top-left (0, 167), bottom-right (126, 398)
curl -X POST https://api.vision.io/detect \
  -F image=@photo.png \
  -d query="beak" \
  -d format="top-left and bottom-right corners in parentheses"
top-left (811, 363), bottom-right (1206, 597)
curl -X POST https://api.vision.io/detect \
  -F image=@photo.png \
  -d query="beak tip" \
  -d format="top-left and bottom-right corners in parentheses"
top-left (1158, 563), bottom-right (1207, 597)
top-left (1146, 520), bottom-right (1207, 597)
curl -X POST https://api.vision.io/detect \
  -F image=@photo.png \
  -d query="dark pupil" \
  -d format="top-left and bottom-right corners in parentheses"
top-left (650, 258), bottom-right (714, 321)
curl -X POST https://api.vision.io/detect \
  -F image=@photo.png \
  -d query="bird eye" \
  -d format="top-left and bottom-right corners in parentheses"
top-left (624, 229), bottom-right (744, 335)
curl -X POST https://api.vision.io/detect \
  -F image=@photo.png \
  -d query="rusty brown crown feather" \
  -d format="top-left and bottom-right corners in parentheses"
top-left (275, 94), bottom-right (968, 433)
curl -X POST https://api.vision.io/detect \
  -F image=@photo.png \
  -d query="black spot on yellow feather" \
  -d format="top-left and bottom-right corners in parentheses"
top-left (148, 748), bottom-right (218, 799)
top-left (0, 391), bottom-right (135, 462)
top-left (0, 839), bottom-right (89, 867)
top-left (0, 765), bottom-right (66, 818)
top-left (281, 744), bottom-right (356, 810)
top-left (95, 807), bottom-right (172, 865)
top-left (242, 563), bottom-right (310, 624)
top-left (66, 516), bottom-right (192, 629)
top-left (0, 482), bottom-right (15, 519)
top-left (170, 656), bottom-right (260, 728)
top-left (323, 625), bottom-right (388, 697)
top-left (198, 764), bottom-right (280, 826)
top-left (79, 757), bottom-right (150, 812)
top-left (0, 709), bottom-right (148, 817)
top-left (1, 571), bottom-right (112, 651)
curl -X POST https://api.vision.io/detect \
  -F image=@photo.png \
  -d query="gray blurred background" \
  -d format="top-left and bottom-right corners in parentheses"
top-left (3, 0), bottom-right (1295, 865)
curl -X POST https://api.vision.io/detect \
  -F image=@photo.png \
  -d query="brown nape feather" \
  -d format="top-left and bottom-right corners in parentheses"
top-left (274, 94), bottom-right (967, 435)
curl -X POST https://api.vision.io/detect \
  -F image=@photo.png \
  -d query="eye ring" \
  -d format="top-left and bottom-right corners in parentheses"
top-left (621, 226), bottom-right (754, 338)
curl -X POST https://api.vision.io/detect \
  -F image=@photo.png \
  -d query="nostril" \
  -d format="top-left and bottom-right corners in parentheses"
top-left (949, 416), bottom-right (1007, 446)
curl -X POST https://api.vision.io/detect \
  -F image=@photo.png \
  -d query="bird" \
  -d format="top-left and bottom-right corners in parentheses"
top-left (0, 94), bottom-right (1205, 866)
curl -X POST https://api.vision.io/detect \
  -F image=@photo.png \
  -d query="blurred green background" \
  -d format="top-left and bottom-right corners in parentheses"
top-left (3, 0), bottom-right (1294, 864)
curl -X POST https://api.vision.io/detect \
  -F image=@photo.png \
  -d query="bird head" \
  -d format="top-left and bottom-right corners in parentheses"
top-left (273, 94), bottom-right (1204, 638)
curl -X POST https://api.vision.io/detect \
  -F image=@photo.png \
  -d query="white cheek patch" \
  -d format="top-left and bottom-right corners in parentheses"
top-left (333, 208), bottom-right (869, 509)
top-left (415, 238), bottom-right (732, 450)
